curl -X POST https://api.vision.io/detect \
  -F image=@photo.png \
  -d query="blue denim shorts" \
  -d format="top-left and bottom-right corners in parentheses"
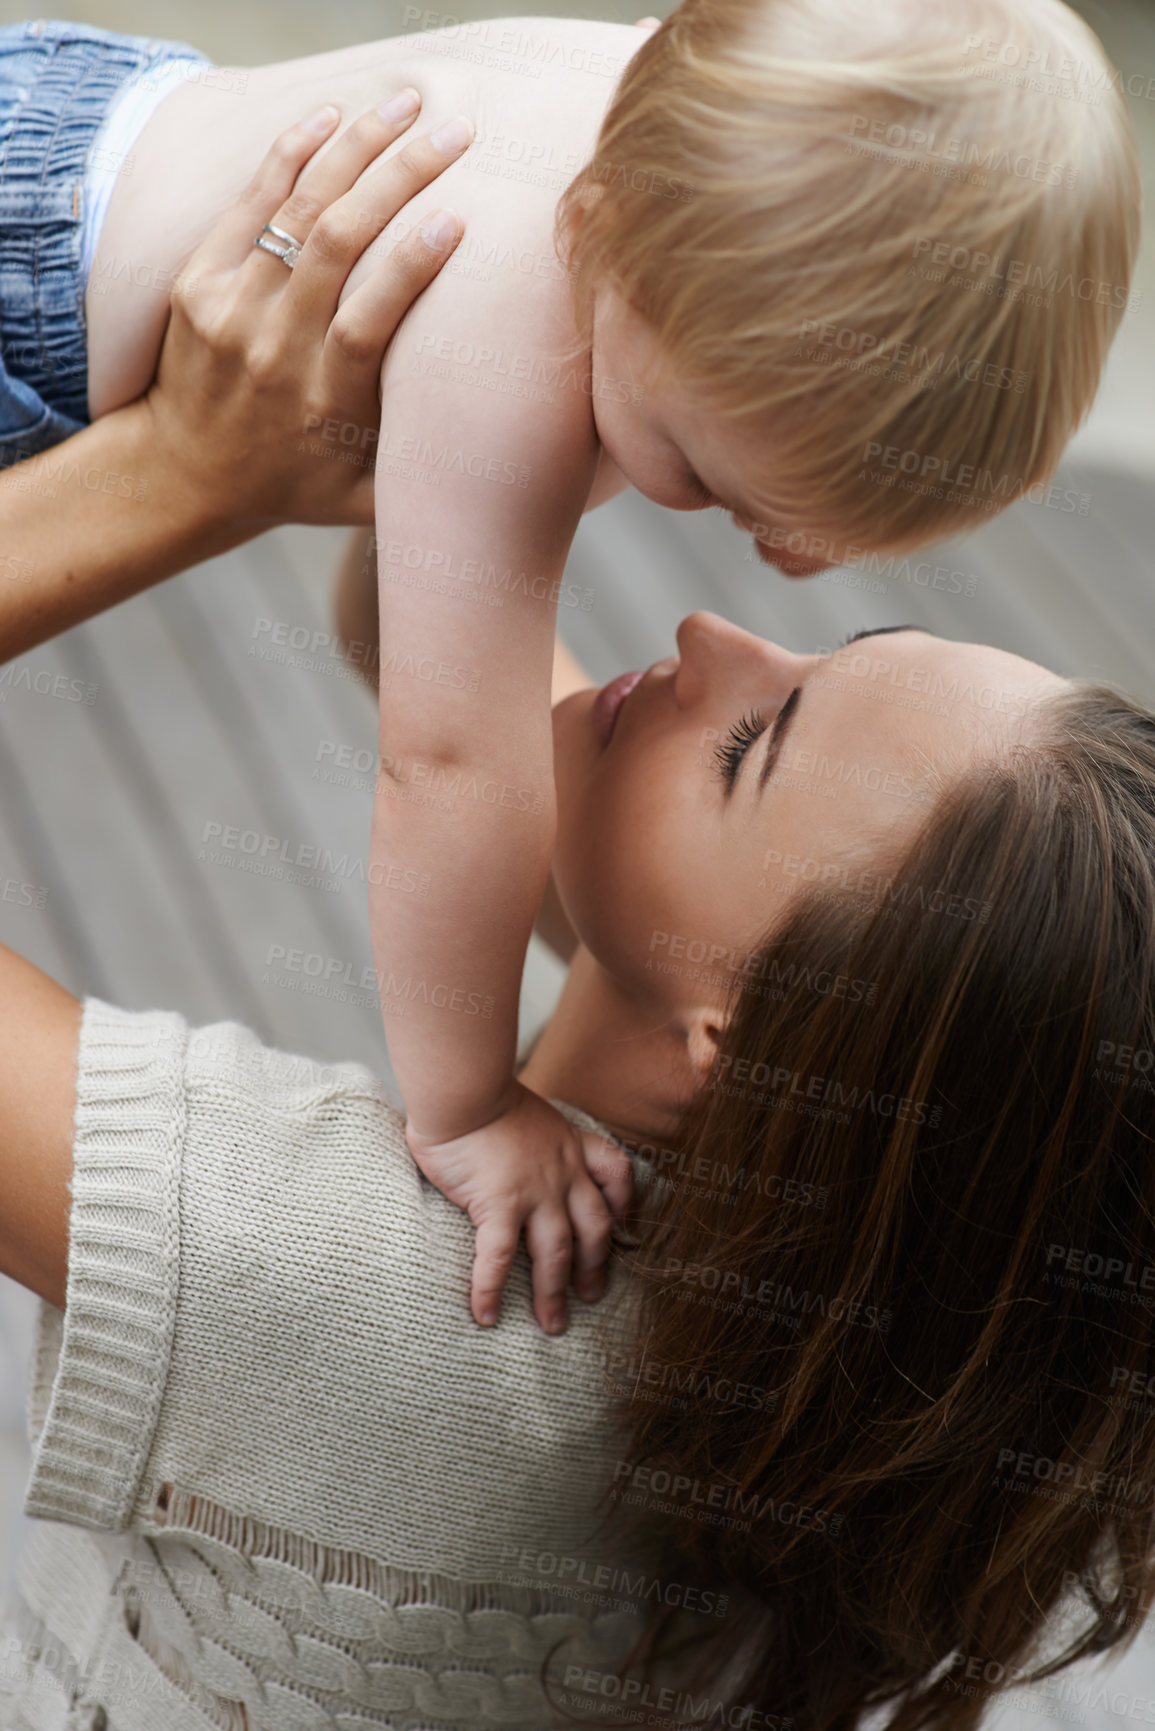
top-left (0, 20), bottom-right (211, 467)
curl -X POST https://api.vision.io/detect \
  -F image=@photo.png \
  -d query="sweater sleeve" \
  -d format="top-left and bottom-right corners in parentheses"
top-left (24, 998), bottom-right (187, 1530)
top-left (23, 998), bottom-right (652, 1583)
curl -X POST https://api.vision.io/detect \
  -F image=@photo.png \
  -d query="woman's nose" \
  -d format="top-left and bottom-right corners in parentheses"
top-left (672, 611), bottom-right (800, 709)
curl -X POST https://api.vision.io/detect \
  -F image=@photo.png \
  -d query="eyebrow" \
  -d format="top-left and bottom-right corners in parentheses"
top-left (750, 623), bottom-right (928, 795)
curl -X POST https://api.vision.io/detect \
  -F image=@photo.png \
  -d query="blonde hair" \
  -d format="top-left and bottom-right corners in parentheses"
top-left (557, 0), bottom-right (1141, 552)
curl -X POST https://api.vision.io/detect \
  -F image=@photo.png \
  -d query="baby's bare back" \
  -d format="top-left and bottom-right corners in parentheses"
top-left (87, 18), bottom-right (641, 424)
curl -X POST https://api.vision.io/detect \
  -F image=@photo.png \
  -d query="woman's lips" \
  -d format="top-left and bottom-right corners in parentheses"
top-left (592, 671), bottom-right (644, 749)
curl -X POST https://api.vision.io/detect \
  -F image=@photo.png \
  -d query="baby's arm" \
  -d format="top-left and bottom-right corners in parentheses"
top-left (371, 271), bottom-right (626, 1335)
top-left (335, 526), bottom-right (587, 963)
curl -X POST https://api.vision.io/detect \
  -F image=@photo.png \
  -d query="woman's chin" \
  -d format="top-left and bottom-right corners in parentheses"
top-left (551, 689), bottom-right (595, 853)
top-left (551, 685), bottom-right (597, 771)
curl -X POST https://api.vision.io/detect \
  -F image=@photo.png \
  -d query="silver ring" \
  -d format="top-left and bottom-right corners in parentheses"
top-left (253, 222), bottom-right (304, 270)
top-left (264, 222), bottom-right (304, 251)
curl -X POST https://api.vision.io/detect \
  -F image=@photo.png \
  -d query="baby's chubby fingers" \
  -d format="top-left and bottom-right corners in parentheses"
top-left (525, 1206), bottom-right (576, 1336)
top-left (470, 1213), bottom-right (521, 1329)
top-left (567, 1174), bottom-right (615, 1307)
top-left (580, 1132), bottom-right (635, 1224)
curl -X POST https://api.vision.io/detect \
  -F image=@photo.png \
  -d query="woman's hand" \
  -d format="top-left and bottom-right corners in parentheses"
top-left (145, 96), bottom-right (469, 531)
top-left (0, 93), bottom-right (469, 660)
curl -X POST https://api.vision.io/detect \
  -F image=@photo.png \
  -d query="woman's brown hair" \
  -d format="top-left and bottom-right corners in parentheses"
top-left (555, 683), bottom-right (1155, 1730)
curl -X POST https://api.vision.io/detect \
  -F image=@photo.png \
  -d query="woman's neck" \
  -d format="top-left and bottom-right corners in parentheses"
top-left (519, 947), bottom-right (690, 1147)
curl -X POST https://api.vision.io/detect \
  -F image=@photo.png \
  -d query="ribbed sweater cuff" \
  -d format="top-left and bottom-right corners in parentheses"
top-left (24, 998), bottom-right (187, 1532)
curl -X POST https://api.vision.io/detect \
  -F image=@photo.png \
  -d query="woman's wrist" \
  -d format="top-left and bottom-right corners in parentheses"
top-left (0, 398), bottom-right (252, 663)
top-left (0, 98), bottom-right (466, 661)
top-left (134, 387), bottom-right (270, 550)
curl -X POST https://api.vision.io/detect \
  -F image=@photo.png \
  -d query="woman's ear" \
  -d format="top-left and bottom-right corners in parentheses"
top-left (683, 1007), bottom-right (725, 1089)
top-left (612, 1005), bottom-right (724, 1140)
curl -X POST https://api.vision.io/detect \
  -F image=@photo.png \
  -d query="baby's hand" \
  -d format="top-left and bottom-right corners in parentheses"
top-left (405, 1083), bottom-right (634, 1335)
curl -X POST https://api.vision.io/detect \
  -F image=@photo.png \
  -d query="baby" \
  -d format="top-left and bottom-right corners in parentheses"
top-left (3, 0), bottom-right (1139, 1332)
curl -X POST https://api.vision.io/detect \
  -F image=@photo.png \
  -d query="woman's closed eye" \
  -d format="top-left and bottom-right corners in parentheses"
top-left (713, 709), bottom-right (767, 788)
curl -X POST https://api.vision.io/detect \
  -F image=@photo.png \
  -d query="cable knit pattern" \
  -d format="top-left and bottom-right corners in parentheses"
top-left (0, 999), bottom-right (664, 1731)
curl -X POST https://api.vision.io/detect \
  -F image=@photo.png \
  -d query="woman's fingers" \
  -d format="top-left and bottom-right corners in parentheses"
top-left (323, 208), bottom-right (461, 405)
top-left (193, 106), bottom-right (342, 274)
top-left (289, 115), bottom-right (474, 329)
top-left (292, 89), bottom-right (423, 220)
top-left (141, 97), bottom-right (465, 525)
top-left (250, 94), bottom-right (430, 294)
top-left (369, 114), bottom-right (475, 226)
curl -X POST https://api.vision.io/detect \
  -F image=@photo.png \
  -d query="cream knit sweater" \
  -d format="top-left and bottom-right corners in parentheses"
top-left (0, 998), bottom-right (703, 1731)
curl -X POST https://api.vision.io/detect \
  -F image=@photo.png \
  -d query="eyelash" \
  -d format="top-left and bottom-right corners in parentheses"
top-left (713, 709), bottom-right (768, 788)
top-left (686, 473), bottom-right (720, 508)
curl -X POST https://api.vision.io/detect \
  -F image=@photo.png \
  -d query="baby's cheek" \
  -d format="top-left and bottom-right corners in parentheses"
top-left (585, 441), bottom-right (631, 511)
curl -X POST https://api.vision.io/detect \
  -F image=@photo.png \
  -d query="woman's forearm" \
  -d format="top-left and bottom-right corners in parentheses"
top-left (0, 945), bottom-right (79, 1311)
top-left (0, 396), bottom-right (246, 662)
top-left (0, 99), bottom-right (468, 665)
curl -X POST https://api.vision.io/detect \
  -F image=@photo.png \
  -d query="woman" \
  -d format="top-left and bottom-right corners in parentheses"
top-left (1, 598), bottom-right (1153, 1730)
